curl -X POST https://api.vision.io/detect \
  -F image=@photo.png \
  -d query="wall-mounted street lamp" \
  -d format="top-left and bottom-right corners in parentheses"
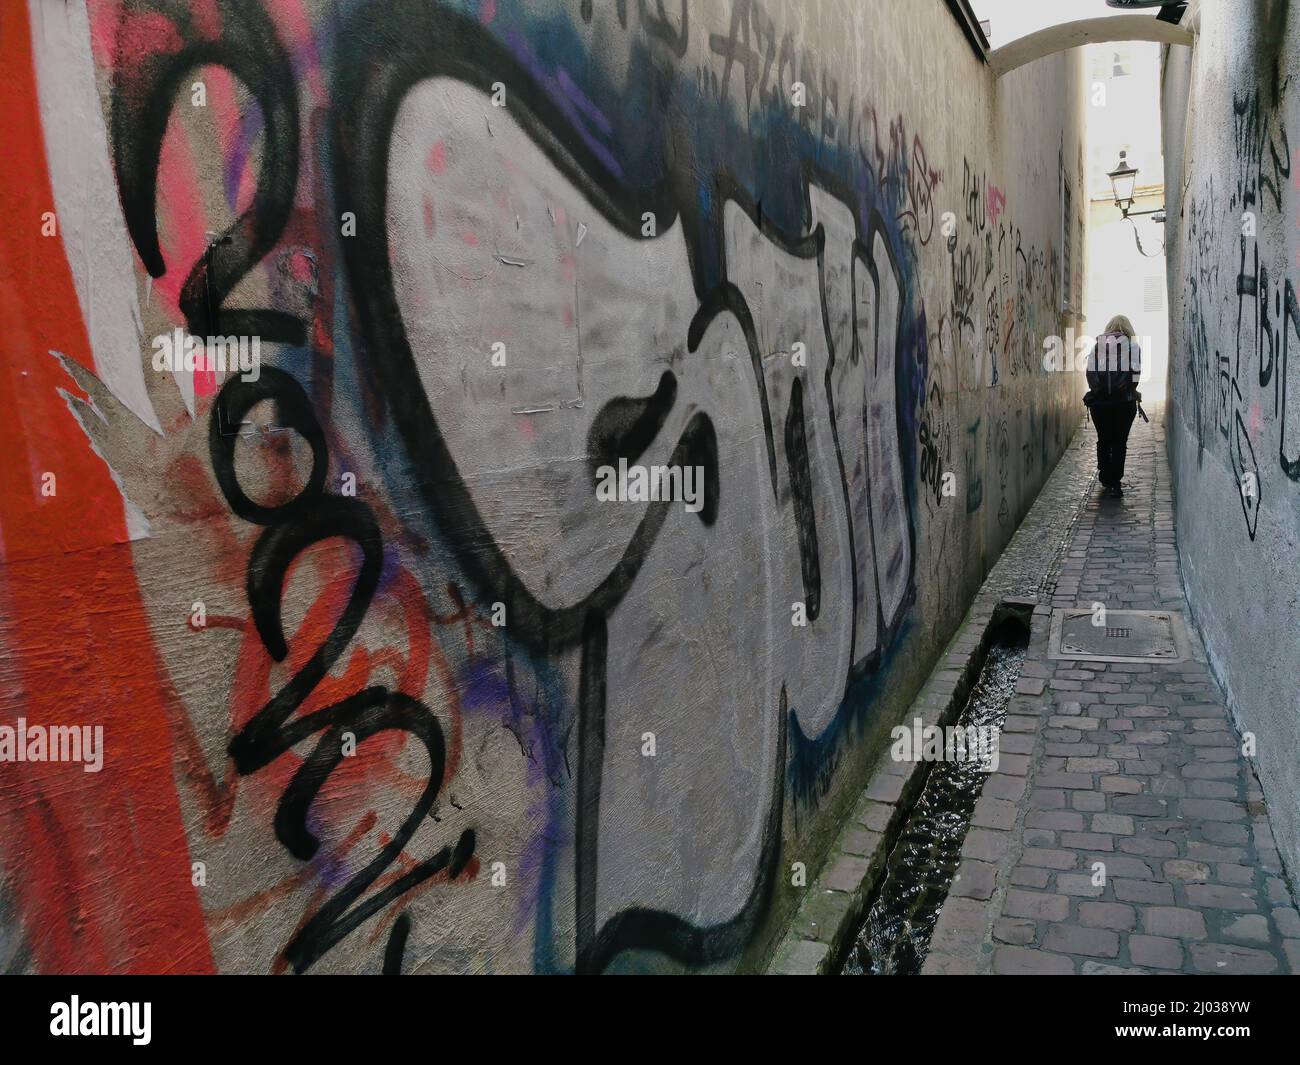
top-left (1107, 150), bottom-right (1166, 257)
top-left (1107, 151), bottom-right (1164, 220)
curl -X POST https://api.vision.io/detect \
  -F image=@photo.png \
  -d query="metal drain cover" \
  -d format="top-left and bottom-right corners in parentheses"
top-left (1048, 609), bottom-right (1190, 663)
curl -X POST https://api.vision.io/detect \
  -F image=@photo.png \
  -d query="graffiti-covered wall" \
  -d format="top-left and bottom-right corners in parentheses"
top-left (1163, 1), bottom-right (1300, 882)
top-left (0, 0), bottom-right (1083, 973)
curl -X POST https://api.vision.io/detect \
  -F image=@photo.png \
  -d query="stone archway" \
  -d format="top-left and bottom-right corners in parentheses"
top-left (989, 13), bottom-right (1193, 76)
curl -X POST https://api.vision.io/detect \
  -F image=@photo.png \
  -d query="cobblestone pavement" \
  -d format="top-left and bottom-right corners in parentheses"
top-left (924, 406), bottom-right (1300, 975)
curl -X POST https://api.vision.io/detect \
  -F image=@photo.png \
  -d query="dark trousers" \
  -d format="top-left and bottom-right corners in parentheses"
top-left (1089, 399), bottom-right (1137, 487)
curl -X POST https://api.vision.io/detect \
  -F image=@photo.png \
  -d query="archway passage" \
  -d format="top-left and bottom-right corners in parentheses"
top-left (989, 14), bottom-right (1193, 76)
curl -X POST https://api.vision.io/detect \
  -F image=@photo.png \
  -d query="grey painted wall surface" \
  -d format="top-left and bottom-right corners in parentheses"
top-left (1, 0), bottom-right (1084, 973)
top-left (1163, 0), bottom-right (1300, 880)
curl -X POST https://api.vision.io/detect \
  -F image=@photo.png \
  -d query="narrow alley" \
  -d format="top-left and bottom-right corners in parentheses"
top-left (3, 0), bottom-right (1300, 1027)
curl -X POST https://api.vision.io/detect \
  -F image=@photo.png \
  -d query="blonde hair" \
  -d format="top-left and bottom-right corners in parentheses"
top-left (1105, 314), bottom-right (1136, 338)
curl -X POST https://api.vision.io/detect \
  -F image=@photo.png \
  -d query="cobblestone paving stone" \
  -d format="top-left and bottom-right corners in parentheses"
top-left (924, 406), bottom-right (1300, 975)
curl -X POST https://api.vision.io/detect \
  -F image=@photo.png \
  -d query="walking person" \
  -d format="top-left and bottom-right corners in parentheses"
top-left (1084, 315), bottom-right (1142, 498)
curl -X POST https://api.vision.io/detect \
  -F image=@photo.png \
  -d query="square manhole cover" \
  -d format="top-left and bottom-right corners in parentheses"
top-left (1048, 609), bottom-right (1190, 662)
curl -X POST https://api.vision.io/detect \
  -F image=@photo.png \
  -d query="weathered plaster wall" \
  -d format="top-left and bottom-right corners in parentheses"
top-left (0, 0), bottom-right (1083, 973)
top-left (1163, 0), bottom-right (1300, 881)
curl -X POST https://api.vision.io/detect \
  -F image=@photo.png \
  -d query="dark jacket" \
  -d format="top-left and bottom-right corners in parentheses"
top-left (1084, 330), bottom-right (1141, 407)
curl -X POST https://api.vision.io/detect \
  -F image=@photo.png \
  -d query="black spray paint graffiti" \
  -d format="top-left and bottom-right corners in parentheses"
top-left (964, 417), bottom-right (983, 514)
top-left (1231, 87), bottom-right (1291, 215)
top-left (706, 0), bottom-right (861, 176)
top-left (1185, 76), bottom-right (1300, 540)
top-left (944, 154), bottom-right (1061, 527)
top-left (707, 0), bottom-right (941, 252)
top-left (109, 0), bottom-right (477, 974)
top-left (917, 360), bottom-right (951, 508)
top-left (903, 136), bottom-right (942, 247)
top-left (1234, 83), bottom-right (1300, 498)
top-left (104, 0), bottom-right (930, 973)
top-left (1236, 243), bottom-right (1300, 497)
top-left (949, 157), bottom-right (1057, 396)
top-left (1185, 175), bottom-right (1221, 466)
top-left (994, 415), bottom-right (1011, 528)
top-left (328, 0), bottom-right (919, 970)
top-left (211, 371), bottom-right (476, 973)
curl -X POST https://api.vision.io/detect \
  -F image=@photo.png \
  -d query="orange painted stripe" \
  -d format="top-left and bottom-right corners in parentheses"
top-left (0, 1), bottom-right (213, 973)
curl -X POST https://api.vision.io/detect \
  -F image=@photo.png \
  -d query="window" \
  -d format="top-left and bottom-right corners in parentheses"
top-left (1058, 165), bottom-right (1084, 317)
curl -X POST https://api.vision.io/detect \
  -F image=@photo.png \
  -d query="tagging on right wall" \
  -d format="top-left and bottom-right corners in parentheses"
top-left (1162, 0), bottom-right (1300, 879)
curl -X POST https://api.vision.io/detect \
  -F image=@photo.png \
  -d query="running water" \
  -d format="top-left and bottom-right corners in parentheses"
top-left (841, 623), bottom-right (1028, 975)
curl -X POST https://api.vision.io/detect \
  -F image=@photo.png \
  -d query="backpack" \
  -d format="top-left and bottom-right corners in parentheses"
top-left (1085, 330), bottom-right (1140, 404)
